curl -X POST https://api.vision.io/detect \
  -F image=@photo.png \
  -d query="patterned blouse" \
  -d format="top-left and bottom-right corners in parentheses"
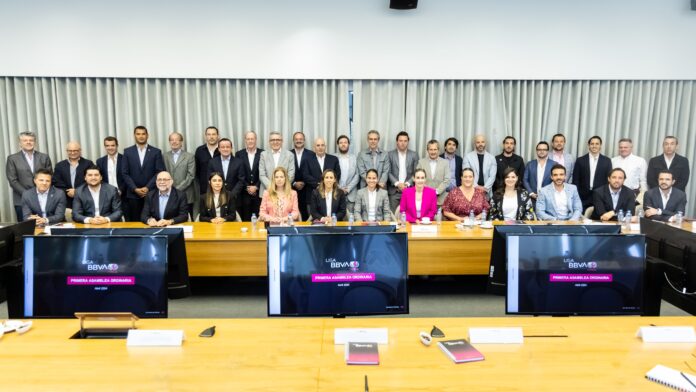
top-left (489, 189), bottom-right (536, 221)
top-left (442, 187), bottom-right (490, 219)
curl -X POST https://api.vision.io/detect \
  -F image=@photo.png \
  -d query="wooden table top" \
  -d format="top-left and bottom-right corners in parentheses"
top-left (1, 316), bottom-right (693, 391)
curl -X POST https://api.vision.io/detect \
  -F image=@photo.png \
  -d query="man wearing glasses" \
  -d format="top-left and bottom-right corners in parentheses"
top-left (141, 171), bottom-right (189, 227)
top-left (523, 141), bottom-right (556, 201)
top-left (52, 141), bottom-right (94, 209)
top-left (259, 131), bottom-right (295, 195)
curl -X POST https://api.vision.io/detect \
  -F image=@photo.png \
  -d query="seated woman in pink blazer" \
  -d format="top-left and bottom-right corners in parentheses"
top-left (399, 168), bottom-right (438, 223)
top-left (259, 166), bottom-right (300, 224)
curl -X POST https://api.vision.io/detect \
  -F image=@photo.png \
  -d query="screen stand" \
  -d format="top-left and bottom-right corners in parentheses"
top-left (70, 312), bottom-right (139, 339)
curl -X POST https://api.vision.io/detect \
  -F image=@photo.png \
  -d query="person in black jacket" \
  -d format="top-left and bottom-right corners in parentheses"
top-left (141, 171), bottom-right (189, 226)
top-left (591, 168), bottom-right (636, 221)
top-left (572, 135), bottom-right (613, 211)
top-left (122, 126), bottom-right (166, 221)
top-left (207, 138), bottom-right (244, 199)
top-left (302, 137), bottom-right (341, 202)
top-left (194, 126), bottom-right (220, 195)
top-left (647, 136), bottom-right (690, 191)
top-left (52, 141), bottom-right (94, 208)
top-left (235, 131), bottom-right (263, 221)
top-left (199, 172), bottom-right (236, 223)
top-left (309, 169), bottom-right (347, 223)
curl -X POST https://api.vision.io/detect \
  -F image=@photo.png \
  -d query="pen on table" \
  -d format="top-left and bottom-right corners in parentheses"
top-left (681, 372), bottom-right (696, 390)
top-left (364, 375), bottom-right (369, 392)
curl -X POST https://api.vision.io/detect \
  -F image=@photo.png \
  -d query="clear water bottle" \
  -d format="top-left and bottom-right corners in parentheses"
top-left (676, 211), bottom-right (684, 226)
top-left (348, 213), bottom-right (354, 226)
top-left (617, 209), bottom-right (624, 224)
top-left (435, 208), bottom-right (442, 225)
top-left (287, 213), bottom-right (294, 226)
top-left (469, 210), bottom-right (475, 227)
top-left (624, 211), bottom-right (632, 230)
top-left (638, 208), bottom-right (644, 219)
top-left (401, 212), bottom-right (407, 226)
top-left (481, 209), bottom-right (487, 222)
top-left (331, 213), bottom-right (337, 226)
top-left (251, 213), bottom-right (258, 231)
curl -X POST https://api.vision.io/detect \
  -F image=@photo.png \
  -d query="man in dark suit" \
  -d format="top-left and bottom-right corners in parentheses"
top-left (194, 126), bottom-right (220, 195)
top-left (21, 168), bottom-right (66, 225)
top-left (494, 136), bottom-right (525, 192)
top-left (235, 131), bottom-right (264, 221)
top-left (441, 137), bottom-right (464, 189)
top-left (52, 141), bottom-right (94, 209)
top-left (572, 135), bottom-right (613, 210)
top-left (591, 168), bottom-right (636, 221)
top-left (388, 131), bottom-right (419, 212)
top-left (647, 136), bottom-right (690, 191)
top-left (523, 141), bottom-right (556, 200)
top-left (96, 136), bottom-right (127, 210)
top-left (6, 131), bottom-right (53, 221)
top-left (303, 137), bottom-right (341, 205)
top-left (643, 170), bottom-right (688, 222)
top-left (207, 138), bottom-right (244, 202)
top-left (72, 165), bottom-right (122, 224)
top-left (291, 131), bottom-right (316, 221)
top-left (141, 171), bottom-right (189, 226)
top-left (121, 126), bottom-right (166, 221)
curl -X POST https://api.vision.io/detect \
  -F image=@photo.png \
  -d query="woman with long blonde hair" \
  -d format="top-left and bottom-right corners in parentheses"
top-left (259, 166), bottom-right (300, 224)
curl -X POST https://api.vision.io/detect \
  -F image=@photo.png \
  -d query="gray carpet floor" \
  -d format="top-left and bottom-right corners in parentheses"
top-left (2, 276), bottom-right (690, 319)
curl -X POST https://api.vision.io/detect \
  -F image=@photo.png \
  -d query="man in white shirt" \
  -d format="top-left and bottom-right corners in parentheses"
top-left (416, 140), bottom-right (451, 206)
top-left (72, 165), bottom-right (122, 224)
top-left (291, 131), bottom-right (315, 220)
top-left (536, 164), bottom-right (583, 221)
top-left (611, 138), bottom-right (647, 195)
top-left (336, 135), bottom-right (359, 216)
top-left (387, 131), bottom-right (419, 211)
top-left (643, 170), bottom-right (688, 222)
top-left (235, 131), bottom-right (265, 221)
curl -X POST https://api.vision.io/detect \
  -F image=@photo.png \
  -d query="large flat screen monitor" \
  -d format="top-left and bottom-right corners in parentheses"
top-left (23, 235), bottom-right (168, 318)
top-left (487, 224), bottom-right (622, 294)
top-left (506, 233), bottom-right (646, 315)
top-left (268, 232), bottom-right (408, 317)
top-left (50, 227), bottom-right (190, 299)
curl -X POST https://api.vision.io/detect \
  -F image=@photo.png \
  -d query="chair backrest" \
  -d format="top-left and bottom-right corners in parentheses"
top-left (583, 206), bottom-right (594, 219)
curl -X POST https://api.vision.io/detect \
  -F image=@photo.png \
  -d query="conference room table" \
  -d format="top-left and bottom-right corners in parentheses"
top-left (44, 219), bottom-right (684, 278)
top-left (45, 221), bottom-right (502, 277)
top-left (1, 315), bottom-right (693, 390)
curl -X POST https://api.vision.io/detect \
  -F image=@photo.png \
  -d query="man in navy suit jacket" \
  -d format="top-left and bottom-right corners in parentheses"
top-left (235, 131), bottom-right (264, 221)
top-left (646, 136), bottom-right (690, 191)
top-left (52, 141), bottom-right (94, 209)
top-left (21, 169), bottom-right (66, 225)
top-left (572, 136), bottom-right (613, 210)
top-left (303, 137), bottom-right (341, 198)
top-left (523, 141), bottom-right (556, 200)
top-left (96, 136), bottom-right (127, 217)
top-left (591, 168), bottom-right (636, 221)
top-left (121, 126), bottom-right (166, 221)
top-left (291, 131), bottom-right (316, 221)
top-left (141, 171), bottom-right (189, 226)
top-left (644, 170), bottom-right (688, 222)
top-left (72, 165), bottom-right (123, 223)
top-left (194, 126), bottom-right (220, 195)
top-left (207, 138), bottom-right (245, 200)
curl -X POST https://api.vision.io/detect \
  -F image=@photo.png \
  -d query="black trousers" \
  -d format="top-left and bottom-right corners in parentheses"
top-left (126, 198), bottom-right (145, 222)
top-left (238, 192), bottom-right (261, 221)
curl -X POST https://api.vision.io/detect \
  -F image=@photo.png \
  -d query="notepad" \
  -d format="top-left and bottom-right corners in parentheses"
top-left (646, 365), bottom-right (696, 391)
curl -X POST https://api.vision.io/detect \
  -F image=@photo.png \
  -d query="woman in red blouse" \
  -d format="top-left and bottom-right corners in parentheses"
top-left (442, 168), bottom-right (490, 221)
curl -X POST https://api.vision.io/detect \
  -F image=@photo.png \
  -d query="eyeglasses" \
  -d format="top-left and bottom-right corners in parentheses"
top-left (270, 139), bottom-right (282, 142)
top-left (536, 148), bottom-right (549, 151)
top-left (156, 178), bottom-right (172, 182)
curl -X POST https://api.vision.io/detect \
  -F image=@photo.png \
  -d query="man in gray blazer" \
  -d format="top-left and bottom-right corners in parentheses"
top-left (536, 164), bottom-right (583, 221)
top-left (387, 131), bottom-right (419, 211)
top-left (550, 133), bottom-right (575, 182)
top-left (643, 170), bottom-right (688, 222)
top-left (6, 131), bottom-right (53, 221)
top-left (72, 165), bottom-right (122, 224)
top-left (336, 135), bottom-right (359, 216)
top-left (21, 168), bottom-right (66, 225)
top-left (259, 131), bottom-right (295, 195)
top-left (164, 132), bottom-right (196, 220)
top-left (357, 130), bottom-right (390, 189)
top-left (463, 134), bottom-right (497, 195)
top-left (416, 139), bottom-right (451, 206)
